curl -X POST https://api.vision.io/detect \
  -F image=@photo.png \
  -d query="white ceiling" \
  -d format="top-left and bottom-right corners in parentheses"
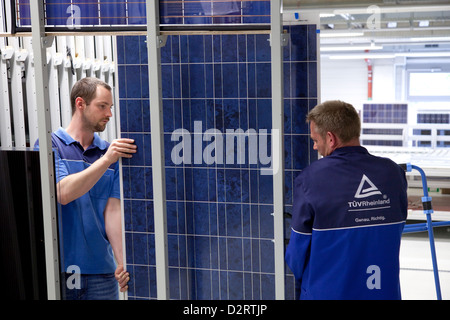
top-left (283, 0), bottom-right (450, 58)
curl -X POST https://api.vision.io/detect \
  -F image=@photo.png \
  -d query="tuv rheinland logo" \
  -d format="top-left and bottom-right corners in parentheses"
top-left (354, 174), bottom-right (382, 198)
top-left (348, 174), bottom-right (391, 215)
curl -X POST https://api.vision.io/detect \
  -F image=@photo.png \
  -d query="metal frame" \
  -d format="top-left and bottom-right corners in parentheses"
top-left (9, 37), bottom-right (26, 147)
top-left (23, 37), bottom-right (39, 147)
top-left (145, 0), bottom-right (170, 300)
top-left (18, 0), bottom-right (289, 300)
top-left (270, 0), bottom-right (286, 300)
top-left (113, 34), bottom-right (128, 300)
top-left (30, 1), bottom-right (61, 300)
top-left (0, 4), bottom-right (12, 147)
top-left (13, 25), bottom-right (271, 34)
top-left (56, 36), bottom-right (73, 129)
top-left (141, 0), bottom-right (287, 300)
top-left (0, 38), bottom-right (13, 147)
top-left (48, 37), bottom-right (62, 133)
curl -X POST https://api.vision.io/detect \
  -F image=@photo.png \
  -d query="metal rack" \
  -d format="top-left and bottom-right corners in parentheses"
top-left (1, 0), bottom-right (289, 300)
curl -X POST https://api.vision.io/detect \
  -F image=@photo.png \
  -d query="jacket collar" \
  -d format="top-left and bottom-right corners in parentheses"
top-left (331, 145), bottom-right (368, 156)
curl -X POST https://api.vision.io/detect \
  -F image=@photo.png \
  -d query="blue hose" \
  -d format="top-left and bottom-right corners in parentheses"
top-left (403, 221), bottom-right (450, 234)
top-left (402, 163), bottom-right (443, 300)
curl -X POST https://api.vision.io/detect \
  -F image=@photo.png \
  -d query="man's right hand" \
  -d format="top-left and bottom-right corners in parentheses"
top-left (103, 138), bottom-right (137, 164)
top-left (57, 138), bottom-right (137, 205)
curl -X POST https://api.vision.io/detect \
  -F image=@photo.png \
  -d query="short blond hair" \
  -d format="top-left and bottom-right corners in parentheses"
top-left (306, 100), bottom-right (361, 143)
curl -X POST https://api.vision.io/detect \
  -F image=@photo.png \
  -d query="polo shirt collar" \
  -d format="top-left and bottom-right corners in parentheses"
top-left (92, 132), bottom-right (108, 150)
top-left (55, 127), bottom-right (108, 150)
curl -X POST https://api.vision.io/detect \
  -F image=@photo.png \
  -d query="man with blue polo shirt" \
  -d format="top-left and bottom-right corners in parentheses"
top-left (285, 100), bottom-right (408, 300)
top-left (35, 77), bottom-right (136, 299)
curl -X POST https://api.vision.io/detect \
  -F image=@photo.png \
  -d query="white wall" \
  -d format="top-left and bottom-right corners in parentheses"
top-left (320, 58), bottom-right (368, 111)
top-left (320, 57), bottom-right (397, 111)
top-left (372, 59), bottom-right (396, 102)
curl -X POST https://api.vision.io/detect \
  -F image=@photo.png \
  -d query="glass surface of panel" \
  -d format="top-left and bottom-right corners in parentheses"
top-left (15, 1), bottom-right (270, 28)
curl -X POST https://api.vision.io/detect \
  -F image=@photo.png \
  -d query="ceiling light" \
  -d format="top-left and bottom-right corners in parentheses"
top-left (326, 51), bottom-right (450, 60)
top-left (319, 13), bottom-right (336, 18)
top-left (396, 52), bottom-right (450, 58)
top-left (410, 36), bottom-right (450, 42)
top-left (418, 20), bottom-right (429, 27)
top-left (339, 13), bottom-right (354, 21)
top-left (387, 22), bottom-right (397, 28)
top-left (319, 32), bottom-right (364, 38)
top-left (321, 45), bottom-right (383, 52)
top-left (328, 53), bottom-right (395, 60)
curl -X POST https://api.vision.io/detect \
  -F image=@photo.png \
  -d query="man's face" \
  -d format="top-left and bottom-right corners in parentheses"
top-left (310, 121), bottom-right (332, 157)
top-left (82, 86), bottom-right (113, 132)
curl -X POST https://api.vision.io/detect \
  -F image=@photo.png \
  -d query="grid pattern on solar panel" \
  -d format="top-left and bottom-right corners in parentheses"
top-left (16, 1), bottom-right (270, 26)
top-left (117, 24), bottom-right (318, 300)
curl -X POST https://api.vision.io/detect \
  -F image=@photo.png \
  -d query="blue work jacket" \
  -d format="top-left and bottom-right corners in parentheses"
top-left (285, 146), bottom-right (408, 300)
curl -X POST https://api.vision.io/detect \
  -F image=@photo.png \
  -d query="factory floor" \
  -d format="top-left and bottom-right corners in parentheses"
top-left (400, 227), bottom-right (450, 300)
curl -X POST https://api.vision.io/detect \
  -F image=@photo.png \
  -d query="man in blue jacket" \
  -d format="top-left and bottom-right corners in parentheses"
top-left (285, 100), bottom-right (408, 300)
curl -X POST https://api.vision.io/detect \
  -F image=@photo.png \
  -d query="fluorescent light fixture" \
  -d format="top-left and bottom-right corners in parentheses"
top-left (326, 51), bottom-right (450, 60)
top-left (418, 20), bottom-right (429, 27)
top-left (410, 36), bottom-right (450, 42)
top-left (339, 13), bottom-right (354, 21)
top-left (319, 13), bottom-right (336, 18)
top-left (321, 45), bottom-right (383, 51)
top-left (328, 53), bottom-right (395, 60)
top-left (396, 52), bottom-right (450, 58)
top-left (387, 22), bottom-right (397, 28)
top-left (319, 32), bottom-right (364, 38)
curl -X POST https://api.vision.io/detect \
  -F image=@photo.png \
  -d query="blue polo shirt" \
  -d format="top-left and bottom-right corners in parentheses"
top-left (35, 128), bottom-right (120, 274)
top-left (285, 146), bottom-right (408, 300)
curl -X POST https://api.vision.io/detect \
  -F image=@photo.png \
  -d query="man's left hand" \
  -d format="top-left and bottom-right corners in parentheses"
top-left (115, 264), bottom-right (130, 293)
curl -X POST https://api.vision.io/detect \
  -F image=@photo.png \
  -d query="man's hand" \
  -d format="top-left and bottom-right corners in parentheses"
top-left (103, 138), bottom-right (137, 165)
top-left (115, 264), bottom-right (130, 293)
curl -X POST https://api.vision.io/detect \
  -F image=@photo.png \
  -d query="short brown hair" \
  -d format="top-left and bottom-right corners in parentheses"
top-left (306, 100), bottom-right (361, 143)
top-left (70, 77), bottom-right (111, 115)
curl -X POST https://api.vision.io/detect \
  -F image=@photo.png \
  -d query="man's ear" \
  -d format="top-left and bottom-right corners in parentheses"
top-left (326, 131), bottom-right (339, 149)
top-left (75, 97), bottom-right (85, 111)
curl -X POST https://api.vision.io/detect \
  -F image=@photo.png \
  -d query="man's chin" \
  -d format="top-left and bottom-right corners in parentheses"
top-left (95, 125), bottom-right (107, 132)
